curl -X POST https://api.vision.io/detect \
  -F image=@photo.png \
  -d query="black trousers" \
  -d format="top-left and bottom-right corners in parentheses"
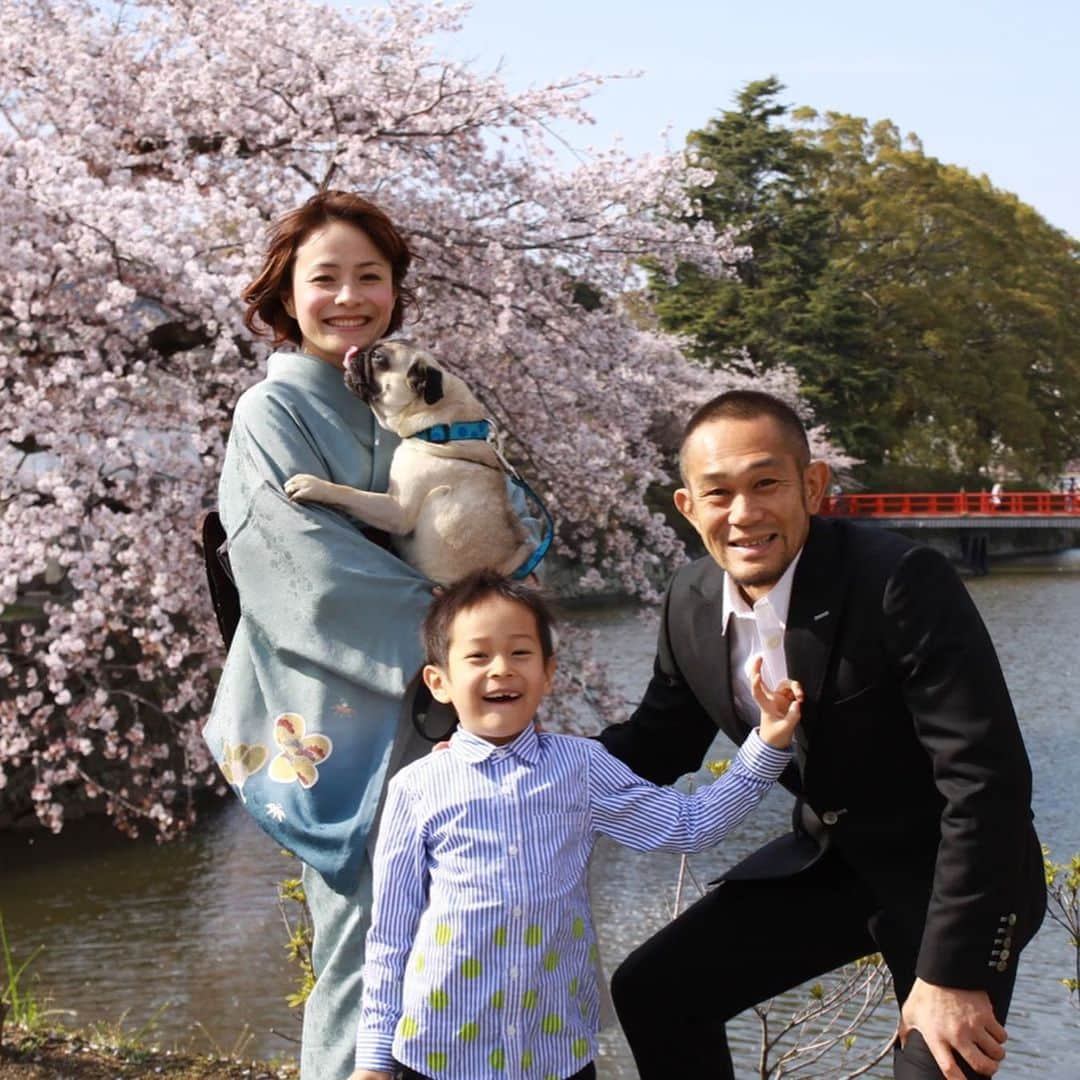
top-left (395, 1063), bottom-right (595, 1080)
top-left (611, 849), bottom-right (1034, 1080)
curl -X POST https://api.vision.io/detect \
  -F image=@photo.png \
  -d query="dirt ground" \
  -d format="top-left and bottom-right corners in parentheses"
top-left (0, 1026), bottom-right (298, 1080)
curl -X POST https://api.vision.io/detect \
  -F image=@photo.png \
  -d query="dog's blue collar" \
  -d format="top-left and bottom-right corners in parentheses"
top-left (410, 420), bottom-right (491, 444)
top-left (407, 418), bottom-right (553, 581)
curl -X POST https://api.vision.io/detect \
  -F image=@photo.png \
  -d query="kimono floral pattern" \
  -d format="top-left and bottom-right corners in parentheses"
top-left (268, 712), bottom-right (334, 789)
top-left (219, 741), bottom-right (268, 802)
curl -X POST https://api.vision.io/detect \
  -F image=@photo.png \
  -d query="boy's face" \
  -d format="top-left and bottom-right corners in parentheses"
top-left (424, 596), bottom-right (555, 744)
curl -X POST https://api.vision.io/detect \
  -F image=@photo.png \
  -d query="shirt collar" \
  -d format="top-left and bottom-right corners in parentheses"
top-left (721, 546), bottom-right (804, 634)
top-left (267, 350), bottom-right (372, 423)
top-left (450, 723), bottom-right (542, 765)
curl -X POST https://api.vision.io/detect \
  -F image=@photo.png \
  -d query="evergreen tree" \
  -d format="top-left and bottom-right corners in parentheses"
top-left (655, 81), bottom-right (1080, 482)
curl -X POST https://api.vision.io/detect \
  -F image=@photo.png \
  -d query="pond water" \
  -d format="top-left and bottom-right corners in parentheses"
top-left (2, 567), bottom-right (1079, 1077)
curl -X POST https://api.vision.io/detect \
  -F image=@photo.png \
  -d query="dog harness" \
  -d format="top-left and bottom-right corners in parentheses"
top-left (409, 419), bottom-right (554, 579)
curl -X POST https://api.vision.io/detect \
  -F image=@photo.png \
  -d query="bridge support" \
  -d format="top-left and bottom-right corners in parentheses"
top-left (882, 525), bottom-right (1077, 573)
top-left (959, 532), bottom-right (990, 576)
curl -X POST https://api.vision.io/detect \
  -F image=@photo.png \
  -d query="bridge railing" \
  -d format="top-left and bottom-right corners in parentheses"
top-left (821, 492), bottom-right (1080, 517)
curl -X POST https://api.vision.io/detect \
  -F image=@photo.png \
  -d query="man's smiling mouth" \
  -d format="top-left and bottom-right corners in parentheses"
top-left (730, 534), bottom-right (777, 549)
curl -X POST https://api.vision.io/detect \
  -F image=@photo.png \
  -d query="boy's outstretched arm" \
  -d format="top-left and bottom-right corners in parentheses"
top-left (587, 655), bottom-right (802, 853)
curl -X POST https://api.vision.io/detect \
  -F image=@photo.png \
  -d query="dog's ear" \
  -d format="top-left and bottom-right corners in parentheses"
top-left (408, 359), bottom-right (444, 406)
top-left (422, 365), bottom-right (444, 405)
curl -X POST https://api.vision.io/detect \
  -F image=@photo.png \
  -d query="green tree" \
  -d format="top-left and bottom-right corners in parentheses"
top-left (655, 80), bottom-right (1080, 485)
top-left (650, 79), bottom-right (879, 460)
top-left (802, 111), bottom-right (1080, 481)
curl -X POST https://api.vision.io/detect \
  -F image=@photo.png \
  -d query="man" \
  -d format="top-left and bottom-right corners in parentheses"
top-left (600, 391), bottom-right (1045, 1080)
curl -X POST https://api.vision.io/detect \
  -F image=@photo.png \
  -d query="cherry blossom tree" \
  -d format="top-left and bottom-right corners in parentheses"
top-left (0, 0), bottom-right (832, 836)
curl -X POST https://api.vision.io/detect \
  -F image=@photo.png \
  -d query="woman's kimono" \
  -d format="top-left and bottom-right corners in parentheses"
top-left (206, 348), bottom-right (542, 1079)
top-left (205, 349), bottom-right (433, 893)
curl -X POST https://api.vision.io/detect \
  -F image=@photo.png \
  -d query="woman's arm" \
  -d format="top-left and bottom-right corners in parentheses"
top-left (206, 382), bottom-right (432, 888)
top-left (222, 386), bottom-right (431, 696)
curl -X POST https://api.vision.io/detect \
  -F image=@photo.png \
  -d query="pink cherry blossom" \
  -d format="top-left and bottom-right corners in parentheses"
top-left (0, 0), bottom-right (846, 837)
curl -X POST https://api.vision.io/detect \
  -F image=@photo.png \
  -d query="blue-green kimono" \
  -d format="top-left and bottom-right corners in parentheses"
top-left (207, 349), bottom-right (542, 1078)
top-left (205, 350), bottom-right (434, 892)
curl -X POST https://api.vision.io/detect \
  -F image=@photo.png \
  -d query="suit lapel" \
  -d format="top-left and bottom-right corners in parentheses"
top-left (689, 563), bottom-right (752, 745)
top-left (784, 517), bottom-right (847, 732)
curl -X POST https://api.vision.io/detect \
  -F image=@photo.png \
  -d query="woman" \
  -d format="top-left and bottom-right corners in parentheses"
top-left (206, 191), bottom-right (438, 1080)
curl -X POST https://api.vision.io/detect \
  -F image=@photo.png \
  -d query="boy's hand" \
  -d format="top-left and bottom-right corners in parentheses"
top-left (348, 1070), bottom-right (393, 1080)
top-left (750, 655), bottom-right (803, 749)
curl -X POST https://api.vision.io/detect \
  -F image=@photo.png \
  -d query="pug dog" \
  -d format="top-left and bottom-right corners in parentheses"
top-left (283, 340), bottom-right (536, 586)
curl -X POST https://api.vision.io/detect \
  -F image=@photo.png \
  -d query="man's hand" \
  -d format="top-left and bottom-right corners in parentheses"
top-left (900, 978), bottom-right (1006, 1078)
top-left (347, 1070), bottom-right (393, 1080)
top-left (750, 655), bottom-right (802, 749)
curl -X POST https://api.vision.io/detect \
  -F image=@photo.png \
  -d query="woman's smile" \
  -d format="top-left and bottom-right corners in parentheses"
top-left (284, 220), bottom-right (396, 366)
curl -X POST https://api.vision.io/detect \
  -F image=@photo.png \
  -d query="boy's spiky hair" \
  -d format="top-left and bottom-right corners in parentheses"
top-left (422, 570), bottom-right (556, 669)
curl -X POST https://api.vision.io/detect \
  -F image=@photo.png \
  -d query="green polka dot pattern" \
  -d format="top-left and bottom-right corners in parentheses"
top-left (433, 922), bottom-right (453, 945)
top-left (524, 924), bottom-right (543, 947)
top-left (429, 989), bottom-right (449, 1011)
top-left (541, 1013), bottom-right (563, 1035)
top-left (461, 957), bottom-right (482, 979)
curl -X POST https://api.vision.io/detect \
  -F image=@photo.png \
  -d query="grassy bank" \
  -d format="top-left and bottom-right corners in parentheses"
top-left (0, 1023), bottom-right (297, 1079)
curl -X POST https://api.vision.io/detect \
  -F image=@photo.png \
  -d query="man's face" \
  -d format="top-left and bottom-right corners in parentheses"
top-left (674, 415), bottom-right (829, 602)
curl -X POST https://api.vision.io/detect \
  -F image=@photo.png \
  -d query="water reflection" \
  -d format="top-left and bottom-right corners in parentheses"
top-left (3, 569), bottom-right (1079, 1077)
top-left (0, 804), bottom-right (298, 1055)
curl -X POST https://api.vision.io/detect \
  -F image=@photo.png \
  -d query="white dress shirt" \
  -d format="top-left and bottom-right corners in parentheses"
top-left (721, 550), bottom-right (803, 727)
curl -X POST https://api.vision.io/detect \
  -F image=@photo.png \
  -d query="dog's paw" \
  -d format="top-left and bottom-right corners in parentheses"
top-left (284, 474), bottom-right (327, 503)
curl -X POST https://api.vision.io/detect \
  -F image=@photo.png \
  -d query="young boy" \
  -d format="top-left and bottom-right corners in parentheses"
top-left (351, 570), bottom-right (802, 1080)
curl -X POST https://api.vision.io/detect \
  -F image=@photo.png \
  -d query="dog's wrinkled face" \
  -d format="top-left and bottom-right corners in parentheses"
top-left (344, 340), bottom-right (444, 415)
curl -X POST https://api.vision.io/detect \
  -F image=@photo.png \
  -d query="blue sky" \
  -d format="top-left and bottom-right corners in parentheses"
top-left (429, 0), bottom-right (1079, 237)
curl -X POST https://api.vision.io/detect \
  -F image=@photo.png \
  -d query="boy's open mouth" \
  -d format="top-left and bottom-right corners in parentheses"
top-left (482, 691), bottom-right (521, 702)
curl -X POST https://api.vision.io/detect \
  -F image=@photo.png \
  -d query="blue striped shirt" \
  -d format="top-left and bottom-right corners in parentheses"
top-left (356, 724), bottom-right (791, 1079)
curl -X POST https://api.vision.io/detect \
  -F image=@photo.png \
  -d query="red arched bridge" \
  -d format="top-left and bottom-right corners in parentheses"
top-left (820, 491), bottom-right (1080, 528)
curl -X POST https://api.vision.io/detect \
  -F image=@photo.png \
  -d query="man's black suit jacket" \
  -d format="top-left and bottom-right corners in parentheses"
top-left (599, 516), bottom-right (1045, 992)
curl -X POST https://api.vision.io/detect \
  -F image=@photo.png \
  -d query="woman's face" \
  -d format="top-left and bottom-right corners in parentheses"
top-left (283, 220), bottom-right (396, 367)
